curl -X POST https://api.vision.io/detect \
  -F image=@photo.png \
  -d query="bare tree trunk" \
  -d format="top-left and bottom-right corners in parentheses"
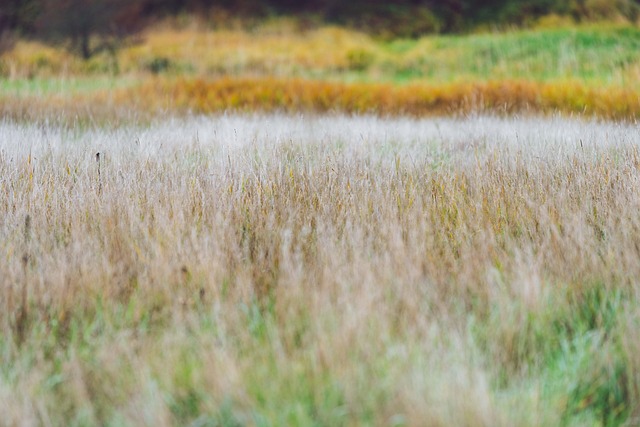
top-left (80, 29), bottom-right (91, 59)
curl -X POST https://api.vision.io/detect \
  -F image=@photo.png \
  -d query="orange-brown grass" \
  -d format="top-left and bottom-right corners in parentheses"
top-left (113, 77), bottom-right (640, 120)
top-left (3, 77), bottom-right (640, 123)
top-left (3, 77), bottom-right (640, 122)
top-left (2, 115), bottom-right (640, 425)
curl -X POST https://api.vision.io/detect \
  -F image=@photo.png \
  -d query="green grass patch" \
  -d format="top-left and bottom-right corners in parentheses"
top-left (386, 25), bottom-right (640, 84)
top-left (0, 77), bottom-right (139, 97)
top-left (476, 284), bottom-right (632, 426)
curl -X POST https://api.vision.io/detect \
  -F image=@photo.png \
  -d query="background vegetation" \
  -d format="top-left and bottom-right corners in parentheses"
top-left (3, 0), bottom-right (640, 39)
top-left (3, 23), bottom-right (640, 121)
top-left (3, 0), bottom-right (640, 121)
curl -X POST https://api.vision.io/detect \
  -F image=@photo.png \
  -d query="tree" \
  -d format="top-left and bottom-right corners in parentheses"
top-left (36, 0), bottom-right (148, 59)
top-left (1, 0), bottom-right (41, 54)
top-left (0, 32), bottom-right (14, 55)
top-left (1, 0), bottom-right (38, 33)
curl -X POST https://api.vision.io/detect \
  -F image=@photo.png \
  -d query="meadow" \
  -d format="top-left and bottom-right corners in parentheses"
top-left (2, 114), bottom-right (640, 426)
top-left (3, 16), bottom-right (640, 427)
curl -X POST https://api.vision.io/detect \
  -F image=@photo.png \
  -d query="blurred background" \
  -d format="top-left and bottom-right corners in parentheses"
top-left (2, 0), bottom-right (640, 119)
top-left (2, 0), bottom-right (640, 58)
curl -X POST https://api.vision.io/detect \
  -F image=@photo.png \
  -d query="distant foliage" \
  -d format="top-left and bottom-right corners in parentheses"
top-left (36, 0), bottom-right (148, 59)
top-left (3, 0), bottom-right (640, 40)
top-left (0, 31), bottom-right (15, 56)
top-left (0, 0), bottom-right (40, 34)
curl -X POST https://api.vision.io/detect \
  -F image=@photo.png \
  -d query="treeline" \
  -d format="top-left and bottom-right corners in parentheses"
top-left (2, 0), bottom-right (640, 43)
top-left (189, 0), bottom-right (640, 34)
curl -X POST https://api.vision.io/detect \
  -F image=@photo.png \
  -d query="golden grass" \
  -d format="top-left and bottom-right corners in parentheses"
top-left (2, 115), bottom-right (640, 425)
top-left (0, 26), bottom-right (381, 78)
top-left (121, 25), bottom-right (378, 75)
top-left (0, 41), bottom-right (77, 78)
top-left (113, 77), bottom-right (640, 120)
top-left (3, 76), bottom-right (640, 122)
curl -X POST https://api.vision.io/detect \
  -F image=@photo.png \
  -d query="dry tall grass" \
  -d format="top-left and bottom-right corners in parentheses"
top-left (2, 115), bottom-right (640, 425)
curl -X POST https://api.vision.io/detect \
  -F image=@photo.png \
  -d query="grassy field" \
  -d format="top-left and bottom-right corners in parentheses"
top-left (3, 24), bottom-right (640, 120)
top-left (2, 114), bottom-right (640, 426)
top-left (3, 19), bottom-right (640, 426)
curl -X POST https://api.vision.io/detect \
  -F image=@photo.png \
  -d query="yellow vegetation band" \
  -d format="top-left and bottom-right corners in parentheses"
top-left (115, 78), bottom-right (640, 120)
